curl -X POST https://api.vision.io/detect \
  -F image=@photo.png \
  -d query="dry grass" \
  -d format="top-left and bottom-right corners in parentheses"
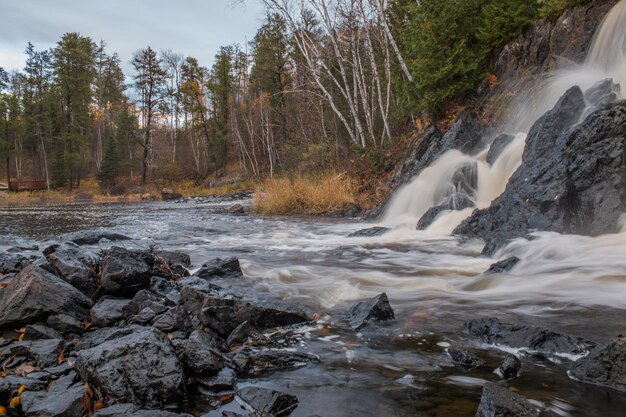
top-left (254, 172), bottom-right (362, 215)
top-left (0, 177), bottom-right (257, 206)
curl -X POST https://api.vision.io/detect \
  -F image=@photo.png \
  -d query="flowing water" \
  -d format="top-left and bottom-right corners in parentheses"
top-left (1, 2), bottom-right (626, 416)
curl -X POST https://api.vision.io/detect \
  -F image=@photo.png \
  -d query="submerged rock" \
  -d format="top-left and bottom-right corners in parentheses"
top-left (348, 293), bottom-right (395, 330)
top-left (569, 335), bottom-right (626, 392)
top-left (486, 134), bottom-right (516, 165)
top-left (475, 382), bottom-right (541, 417)
top-left (195, 257), bottom-right (243, 279)
top-left (93, 403), bottom-right (193, 417)
top-left (0, 265), bottom-right (93, 328)
top-left (75, 326), bottom-right (185, 408)
top-left (348, 227), bottom-right (391, 238)
top-left (485, 257), bottom-right (520, 274)
top-left (468, 317), bottom-right (596, 356)
top-left (237, 386), bottom-right (299, 417)
top-left (416, 193), bottom-right (474, 230)
top-left (67, 230), bottom-right (131, 246)
top-left (447, 346), bottom-right (484, 368)
top-left (498, 354), bottom-right (522, 379)
top-left (230, 348), bottom-right (319, 377)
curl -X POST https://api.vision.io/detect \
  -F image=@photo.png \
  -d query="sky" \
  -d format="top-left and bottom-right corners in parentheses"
top-left (0, 0), bottom-right (266, 74)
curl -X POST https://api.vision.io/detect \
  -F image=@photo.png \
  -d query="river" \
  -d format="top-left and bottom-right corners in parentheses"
top-left (1, 199), bottom-right (625, 416)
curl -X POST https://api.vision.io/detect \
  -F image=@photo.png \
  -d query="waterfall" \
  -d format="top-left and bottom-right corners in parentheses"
top-left (382, 0), bottom-right (626, 232)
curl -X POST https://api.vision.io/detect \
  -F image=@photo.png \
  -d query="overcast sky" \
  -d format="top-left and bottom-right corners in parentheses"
top-left (0, 0), bottom-right (265, 74)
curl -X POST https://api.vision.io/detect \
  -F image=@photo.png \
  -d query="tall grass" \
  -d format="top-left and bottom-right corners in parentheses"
top-left (254, 172), bottom-right (361, 215)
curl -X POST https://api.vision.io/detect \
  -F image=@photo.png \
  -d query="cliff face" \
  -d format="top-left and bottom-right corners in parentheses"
top-left (493, 0), bottom-right (618, 81)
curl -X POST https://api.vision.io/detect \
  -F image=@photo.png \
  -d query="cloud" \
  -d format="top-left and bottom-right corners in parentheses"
top-left (0, 0), bottom-right (265, 73)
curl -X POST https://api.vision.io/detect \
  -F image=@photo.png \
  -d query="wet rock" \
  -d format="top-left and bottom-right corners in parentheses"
top-left (100, 247), bottom-right (153, 296)
top-left (67, 230), bottom-right (131, 246)
top-left (10, 339), bottom-right (65, 367)
top-left (90, 298), bottom-right (136, 327)
top-left (195, 257), bottom-right (243, 279)
top-left (47, 314), bottom-right (84, 335)
top-left (348, 227), bottom-right (390, 238)
top-left (417, 194), bottom-right (474, 230)
top-left (75, 326), bottom-right (185, 408)
top-left (475, 382), bottom-right (541, 417)
top-left (226, 321), bottom-right (254, 348)
top-left (228, 204), bottom-right (246, 215)
top-left (498, 354), bottom-right (522, 379)
top-left (0, 265), bottom-right (93, 328)
top-left (486, 134), bottom-right (516, 165)
top-left (150, 276), bottom-right (181, 305)
top-left (455, 86), bottom-right (618, 254)
top-left (569, 335), bottom-right (626, 392)
top-left (161, 188), bottom-right (183, 201)
top-left (0, 252), bottom-right (36, 274)
top-left (348, 293), bottom-right (395, 330)
top-left (6, 244), bottom-right (39, 253)
top-left (197, 367), bottom-right (237, 397)
top-left (153, 250), bottom-right (191, 278)
top-left (21, 372), bottom-right (85, 417)
top-left (24, 324), bottom-right (63, 340)
top-left (485, 257), bottom-right (520, 274)
top-left (198, 296), bottom-right (309, 338)
top-left (45, 245), bottom-right (100, 297)
top-left (447, 347), bottom-right (484, 368)
top-left (172, 330), bottom-right (224, 376)
top-left (230, 348), bottom-right (319, 377)
top-left (75, 326), bottom-right (138, 350)
top-left (583, 78), bottom-right (621, 116)
top-left (0, 375), bottom-right (47, 403)
top-left (237, 386), bottom-right (299, 417)
top-left (467, 317), bottom-right (596, 356)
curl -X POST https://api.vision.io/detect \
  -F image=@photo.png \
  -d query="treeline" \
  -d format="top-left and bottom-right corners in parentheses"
top-left (0, 0), bottom-right (587, 192)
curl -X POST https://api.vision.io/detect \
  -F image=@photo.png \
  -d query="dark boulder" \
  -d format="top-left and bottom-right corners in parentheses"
top-left (24, 324), bottom-right (63, 340)
top-left (196, 367), bottom-right (237, 397)
top-left (230, 348), bottom-right (319, 377)
top-left (75, 326), bottom-right (138, 350)
top-left (171, 330), bottom-right (224, 376)
top-left (100, 247), bottom-right (153, 296)
top-left (0, 375), bottom-right (48, 403)
top-left (416, 193), bottom-right (474, 230)
top-left (195, 257), bottom-right (243, 279)
top-left (475, 382), bottom-right (541, 417)
top-left (348, 227), bottom-right (390, 238)
top-left (455, 90), bottom-right (626, 254)
top-left (447, 346), bottom-right (484, 368)
top-left (237, 386), bottom-right (299, 417)
top-left (20, 372), bottom-right (85, 417)
top-left (584, 78), bottom-right (621, 116)
top-left (485, 257), bottom-right (520, 274)
top-left (90, 298), bottom-right (136, 327)
top-left (569, 335), bottom-right (626, 392)
top-left (45, 245), bottom-right (100, 297)
top-left (47, 314), bottom-right (84, 335)
top-left (161, 188), bottom-right (183, 201)
top-left (486, 134), bottom-right (516, 165)
top-left (10, 339), bottom-right (65, 367)
top-left (0, 265), bottom-right (93, 328)
top-left (198, 296), bottom-right (309, 338)
top-left (75, 326), bottom-right (185, 409)
top-left (228, 204), bottom-right (246, 215)
top-left (226, 321), bottom-right (254, 348)
top-left (467, 317), bottom-right (596, 356)
top-left (348, 293), bottom-right (395, 330)
top-left (498, 354), bottom-right (522, 379)
top-left (67, 230), bottom-right (131, 246)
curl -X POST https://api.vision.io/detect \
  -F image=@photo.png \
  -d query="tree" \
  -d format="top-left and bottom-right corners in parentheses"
top-left (52, 32), bottom-right (96, 189)
top-left (132, 46), bottom-right (167, 188)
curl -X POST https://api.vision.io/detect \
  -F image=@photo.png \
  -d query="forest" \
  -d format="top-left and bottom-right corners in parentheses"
top-left (0, 0), bottom-right (587, 194)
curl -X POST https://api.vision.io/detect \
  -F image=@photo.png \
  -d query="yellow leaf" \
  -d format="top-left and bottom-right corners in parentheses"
top-left (94, 400), bottom-right (105, 410)
top-left (9, 396), bottom-right (20, 408)
top-left (58, 352), bottom-right (65, 363)
top-left (17, 384), bottom-right (26, 395)
top-left (0, 405), bottom-right (6, 414)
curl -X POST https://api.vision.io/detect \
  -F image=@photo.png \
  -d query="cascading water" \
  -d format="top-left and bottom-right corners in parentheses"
top-left (382, 0), bottom-right (626, 234)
